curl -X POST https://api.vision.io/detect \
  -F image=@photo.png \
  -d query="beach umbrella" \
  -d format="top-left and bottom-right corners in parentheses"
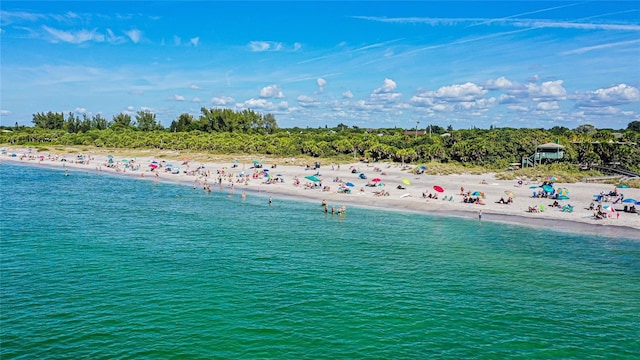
top-left (372, 178), bottom-right (382, 183)
top-left (602, 205), bottom-right (616, 213)
top-left (542, 185), bottom-right (554, 193)
top-left (419, 165), bottom-right (427, 170)
top-left (346, 182), bottom-right (355, 187)
top-left (402, 178), bottom-right (411, 185)
top-left (529, 185), bottom-right (539, 189)
top-left (622, 198), bottom-right (637, 203)
top-left (433, 185), bottom-right (445, 193)
top-left (616, 184), bottom-right (629, 188)
top-left (546, 176), bottom-right (558, 182)
top-left (107, 155), bottom-right (114, 159)
top-left (149, 163), bottom-right (158, 169)
top-left (305, 175), bottom-right (320, 182)
top-left (504, 190), bottom-right (515, 198)
top-left (122, 159), bottom-right (129, 163)
top-left (471, 191), bottom-right (485, 197)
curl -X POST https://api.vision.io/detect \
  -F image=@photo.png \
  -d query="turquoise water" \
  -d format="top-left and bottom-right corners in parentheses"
top-left (1, 163), bottom-right (639, 359)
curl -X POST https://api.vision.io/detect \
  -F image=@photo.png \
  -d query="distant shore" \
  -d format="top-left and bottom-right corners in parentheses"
top-left (3, 147), bottom-right (639, 240)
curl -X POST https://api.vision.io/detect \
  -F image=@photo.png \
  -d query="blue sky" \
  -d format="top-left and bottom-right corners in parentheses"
top-left (1, 1), bottom-right (639, 130)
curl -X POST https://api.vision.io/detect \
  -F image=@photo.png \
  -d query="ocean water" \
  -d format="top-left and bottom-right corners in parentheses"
top-left (1, 162), bottom-right (639, 359)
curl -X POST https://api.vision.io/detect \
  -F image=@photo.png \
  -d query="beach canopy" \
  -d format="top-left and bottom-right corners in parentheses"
top-left (433, 185), bottom-right (444, 193)
top-left (402, 178), bottom-right (411, 185)
top-left (305, 175), bottom-right (320, 182)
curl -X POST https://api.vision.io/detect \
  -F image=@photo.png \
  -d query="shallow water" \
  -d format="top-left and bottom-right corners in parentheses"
top-left (2, 163), bottom-right (639, 359)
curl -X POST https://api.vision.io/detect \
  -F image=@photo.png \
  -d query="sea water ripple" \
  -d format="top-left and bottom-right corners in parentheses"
top-left (1, 163), bottom-right (639, 359)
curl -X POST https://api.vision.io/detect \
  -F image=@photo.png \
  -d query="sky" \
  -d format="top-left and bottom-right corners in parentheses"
top-left (1, 1), bottom-right (639, 130)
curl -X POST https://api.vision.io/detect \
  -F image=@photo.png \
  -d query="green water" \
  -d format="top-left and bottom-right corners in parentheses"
top-left (1, 163), bottom-right (639, 359)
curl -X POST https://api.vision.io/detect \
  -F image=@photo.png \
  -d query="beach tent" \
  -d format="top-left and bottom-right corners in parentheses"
top-left (556, 187), bottom-right (570, 200)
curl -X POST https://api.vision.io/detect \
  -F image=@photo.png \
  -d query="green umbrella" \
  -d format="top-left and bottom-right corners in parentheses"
top-left (305, 175), bottom-right (320, 182)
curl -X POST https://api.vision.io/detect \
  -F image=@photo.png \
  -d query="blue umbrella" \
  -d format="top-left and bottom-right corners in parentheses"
top-left (542, 185), bottom-right (554, 193)
top-left (622, 198), bottom-right (637, 203)
top-left (346, 182), bottom-right (355, 187)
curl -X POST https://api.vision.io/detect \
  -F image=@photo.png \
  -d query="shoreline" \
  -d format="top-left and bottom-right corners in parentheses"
top-left (2, 147), bottom-right (639, 240)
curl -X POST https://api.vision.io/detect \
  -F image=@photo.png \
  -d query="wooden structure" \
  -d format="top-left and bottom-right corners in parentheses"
top-left (521, 143), bottom-right (564, 168)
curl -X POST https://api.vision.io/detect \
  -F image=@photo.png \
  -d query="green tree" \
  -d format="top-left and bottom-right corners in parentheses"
top-left (136, 111), bottom-right (163, 132)
top-left (32, 111), bottom-right (65, 130)
top-left (111, 113), bottom-right (133, 128)
top-left (628, 121), bottom-right (640, 132)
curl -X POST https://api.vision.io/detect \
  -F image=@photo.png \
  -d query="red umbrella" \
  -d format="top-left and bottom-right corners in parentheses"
top-left (372, 178), bottom-right (382, 182)
top-left (433, 185), bottom-right (444, 193)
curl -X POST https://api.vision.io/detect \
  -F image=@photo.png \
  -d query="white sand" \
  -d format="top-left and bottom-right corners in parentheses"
top-left (3, 147), bottom-right (639, 239)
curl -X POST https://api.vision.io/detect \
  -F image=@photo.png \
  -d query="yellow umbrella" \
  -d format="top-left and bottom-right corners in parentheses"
top-left (505, 190), bottom-right (515, 198)
top-left (402, 178), bottom-right (411, 185)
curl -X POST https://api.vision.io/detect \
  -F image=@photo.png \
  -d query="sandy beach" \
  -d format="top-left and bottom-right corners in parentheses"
top-left (3, 147), bottom-right (639, 239)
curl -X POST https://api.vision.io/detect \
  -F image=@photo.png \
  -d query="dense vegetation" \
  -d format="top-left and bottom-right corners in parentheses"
top-left (2, 109), bottom-right (639, 173)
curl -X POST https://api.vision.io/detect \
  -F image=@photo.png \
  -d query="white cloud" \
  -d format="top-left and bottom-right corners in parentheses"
top-left (433, 82), bottom-right (487, 101)
top-left (577, 84), bottom-right (640, 107)
top-left (191, 97), bottom-right (201, 103)
top-left (317, 77), bottom-right (326, 93)
top-left (241, 98), bottom-right (274, 110)
top-left (105, 29), bottom-right (126, 44)
top-left (342, 90), bottom-right (354, 99)
top-left (42, 26), bottom-right (104, 43)
top-left (248, 41), bottom-right (283, 52)
top-left (173, 35), bottom-right (181, 46)
top-left (508, 105), bottom-right (529, 112)
top-left (259, 84), bottom-right (285, 98)
top-left (1, 110), bottom-right (11, 116)
top-left (74, 107), bottom-right (86, 113)
top-left (485, 76), bottom-right (516, 90)
top-left (537, 101), bottom-right (559, 111)
top-left (373, 78), bottom-right (397, 94)
top-left (126, 29), bottom-right (141, 43)
top-left (527, 80), bottom-right (566, 101)
top-left (190, 37), bottom-right (199, 47)
top-left (297, 95), bottom-right (320, 108)
top-left (171, 94), bottom-right (185, 101)
top-left (211, 96), bottom-right (235, 106)
top-left (189, 84), bottom-right (201, 90)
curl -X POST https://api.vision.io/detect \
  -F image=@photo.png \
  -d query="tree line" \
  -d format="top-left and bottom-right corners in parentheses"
top-left (29, 108), bottom-right (278, 134)
top-left (3, 109), bottom-right (639, 172)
